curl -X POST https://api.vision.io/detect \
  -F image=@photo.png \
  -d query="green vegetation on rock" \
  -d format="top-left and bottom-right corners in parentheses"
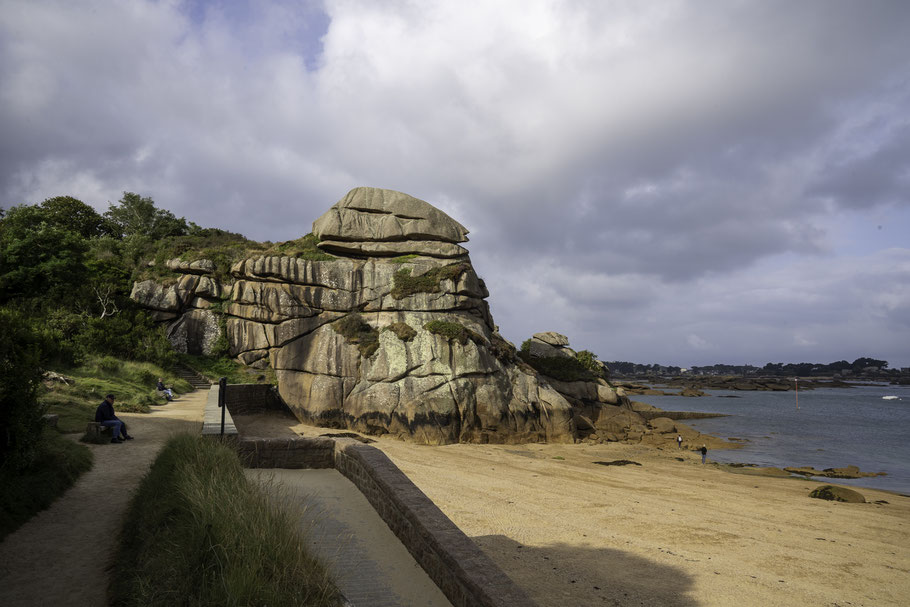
top-left (179, 354), bottom-right (275, 385)
top-left (383, 322), bottom-right (417, 342)
top-left (519, 352), bottom-right (598, 382)
top-left (267, 233), bottom-right (334, 261)
top-left (332, 313), bottom-right (380, 357)
top-left (423, 320), bottom-right (485, 346)
top-left (390, 254), bottom-right (419, 264)
top-left (111, 434), bottom-right (341, 607)
top-left (391, 263), bottom-right (468, 299)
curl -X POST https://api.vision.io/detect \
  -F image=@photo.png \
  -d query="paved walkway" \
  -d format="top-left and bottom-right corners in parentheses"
top-left (248, 468), bottom-right (453, 607)
top-left (0, 390), bottom-right (208, 607)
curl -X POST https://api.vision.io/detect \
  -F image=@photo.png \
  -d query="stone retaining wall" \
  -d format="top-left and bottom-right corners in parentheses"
top-left (223, 383), bottom-right (289, 415)
top-left (236, 437), bottom-right (335, 469)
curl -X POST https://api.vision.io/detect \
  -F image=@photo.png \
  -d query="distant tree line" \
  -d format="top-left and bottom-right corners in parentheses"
top-left (605, 357), bottom-right (892, 377)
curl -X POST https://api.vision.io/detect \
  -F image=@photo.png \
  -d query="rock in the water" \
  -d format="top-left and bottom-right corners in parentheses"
top-left (808, 485), bottom-right (865, 503)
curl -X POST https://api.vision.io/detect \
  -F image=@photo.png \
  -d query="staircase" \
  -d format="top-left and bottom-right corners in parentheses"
top-left (175, 365), bottom-right (212, 390)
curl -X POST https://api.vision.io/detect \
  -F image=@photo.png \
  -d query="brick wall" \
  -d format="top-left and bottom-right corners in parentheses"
top-left (333, 439), bottom-right (536, 607)
top-left (236, 437), bottom-right (334, 469)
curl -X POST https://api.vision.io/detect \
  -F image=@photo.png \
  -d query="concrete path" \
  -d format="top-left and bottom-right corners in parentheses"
top-left (248, 468), bottom-right (453, 607)
top-left (0, 390), bottom-right (207, 607)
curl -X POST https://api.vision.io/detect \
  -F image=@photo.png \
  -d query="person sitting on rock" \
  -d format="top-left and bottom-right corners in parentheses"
top-left (95, 394), bottom-right (134, 443)
top-left (156, 378), bottom-right (174, 401)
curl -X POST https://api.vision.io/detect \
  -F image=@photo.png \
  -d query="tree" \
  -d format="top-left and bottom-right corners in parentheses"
top-left (0, 309), bottom-right (47, 470)
top-left (39, 196), bottom-right (106, 238)
top-left (104, 192), bottom-right (188, 240)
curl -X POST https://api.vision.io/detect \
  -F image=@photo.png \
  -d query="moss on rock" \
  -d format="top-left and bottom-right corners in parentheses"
top-left (423, 320), bottom-right (485, 346)
top-left (332, 313), bottom-right (380, 357)
top-left (383, 322), bottom-right (417, 342)
top-left (391, 263), bottom-right (469, 299)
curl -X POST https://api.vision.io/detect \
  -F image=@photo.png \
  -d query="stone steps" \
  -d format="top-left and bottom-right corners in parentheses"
top-left (174, 364), bottom-right (212, 390)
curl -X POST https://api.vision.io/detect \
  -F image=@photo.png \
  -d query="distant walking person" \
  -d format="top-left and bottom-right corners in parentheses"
top-left (677, 434), bottom-right (683, 449)
top-left (156, 378), bottom-right (174, 401)
top-left (700, 445), bottom-right (707, 464)
top-left (95, 394), bottom-right (134, 443)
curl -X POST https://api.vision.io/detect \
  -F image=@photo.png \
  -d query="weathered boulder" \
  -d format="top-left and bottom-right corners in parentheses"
top-left (648, 417), bottom-right (676, 434)
top-left (313, 187), bottom-right (469, 246)
top-left (808, 485), bottom-right (865, 503)
top-left (533, 332), bottom-right (569, 347)
top-left (165, 258), bottom-right (215, 274)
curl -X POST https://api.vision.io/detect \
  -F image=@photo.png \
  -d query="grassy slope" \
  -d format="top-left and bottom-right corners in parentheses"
top-left (41, 357), bottom-right (193, 433)
top-left (111, 434), bottom-right (341, 606)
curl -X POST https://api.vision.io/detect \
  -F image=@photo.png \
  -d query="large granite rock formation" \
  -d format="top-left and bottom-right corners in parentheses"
top-left (132, 187), bottom-right (580, 445)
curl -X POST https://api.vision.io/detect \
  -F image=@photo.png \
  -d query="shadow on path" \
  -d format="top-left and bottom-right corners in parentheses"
top-left (473, 534), bottom-right (699, 607)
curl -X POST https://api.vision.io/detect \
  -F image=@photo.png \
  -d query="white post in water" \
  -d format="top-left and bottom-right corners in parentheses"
top-left (795, 377), bottom-right (799, 410)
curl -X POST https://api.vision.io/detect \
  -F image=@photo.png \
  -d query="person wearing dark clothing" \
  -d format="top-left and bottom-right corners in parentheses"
top-left (156, 378), bottom-right (174, 400)
top-left (677, 434), bottom-right (683, 449)
top-left (700, 445), bottom-right (707, 464)
top-left (95, 394), bottom-right (133, 443)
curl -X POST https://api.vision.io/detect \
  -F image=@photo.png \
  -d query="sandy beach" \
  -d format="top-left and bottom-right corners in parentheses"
top-left (234, 409), bottom-right (910, 607)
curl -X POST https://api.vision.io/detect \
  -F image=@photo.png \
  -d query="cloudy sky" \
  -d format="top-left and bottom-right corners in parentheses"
top-left (2, 0), bottom-right (909, 368)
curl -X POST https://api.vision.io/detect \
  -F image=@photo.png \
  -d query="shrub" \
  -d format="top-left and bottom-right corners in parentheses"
top-left (111, 434), bottom-right (341, 606)
top-left (391, 263), bottom-right (468, 299)
top-left (0, 309), bottom-right (47, 470)
top-left (518, 351), bottom-right (598, 382)
top-left (268, 233), bottom-right (334, 261)
top-left (383, 322), bottom-right (417, 341)
top-left (332, 314), bottom-right (380, 357)
top-left (423, 320), bottom-right (485, 346)
top-left (576, 350), bottom-right (606, 379)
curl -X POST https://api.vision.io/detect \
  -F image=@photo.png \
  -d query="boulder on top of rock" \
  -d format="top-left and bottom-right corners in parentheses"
top-left (313, 187), bottom-right (469, 245)
top-left (808, 485), bottom-right (865, 503)
top-left (533, 332), bottom-right (569, 347)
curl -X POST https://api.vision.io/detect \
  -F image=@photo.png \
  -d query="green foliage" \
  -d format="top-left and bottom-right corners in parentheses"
top-left (383, 322), bottom-right (417, 342)
top-left (490, 333), bottom-right (518, 362)
top-left (576, 350), bottom-right (606, 379)
top-left (0, 309), bottom-right (47, 470)
top-left (332, 314), bottom-right (380, 357)
top-left (0, 204), bottom-right (90, 302)
top-left (38, 196), bottom-right (107, 238)
top-left (178, 354), bottom-right (275, 385)
top-left (390, 254), bottom-right (419, 264)
top-left (266, 233), bottom-right (334, 261)
top-left (520, 339), bottom-right (531, 354)
top-left (391, 263), bottom-right (468, 299)
top-left (111, 434), bottom-right (341, 607)
top-left (104, 192), bottom-right (189, 240)
top-left (0, 430), bottom-right (93, 541)
top-left (423, 320), bottom-right (485, 346)
top-left (518, 351), bottom-right (598, 382)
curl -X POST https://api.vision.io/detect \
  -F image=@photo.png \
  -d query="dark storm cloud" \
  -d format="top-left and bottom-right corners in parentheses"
top-left (1, 0), bottom-right (908, 366)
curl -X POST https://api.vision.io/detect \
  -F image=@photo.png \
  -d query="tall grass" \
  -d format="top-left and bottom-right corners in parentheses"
top-left (0, 430), bottom-right (93, 541)
top-left (111, 434), bottom-right (341, 607)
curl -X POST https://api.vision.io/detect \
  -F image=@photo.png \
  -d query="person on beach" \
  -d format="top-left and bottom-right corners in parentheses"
top-left (156, 378), bottom-right (174, 401)
top-left (677, 434), bottom-right (683, 449)
top-left (700, 445), bottom-right (707, 464)
top-left (95, 394), bottom-right (134, 444)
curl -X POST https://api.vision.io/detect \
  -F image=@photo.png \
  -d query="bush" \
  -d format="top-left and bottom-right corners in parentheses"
top-left (383, 322), bottom-right (417, 341)
top-left (423, 320), bottom-right (485, 346)
top-left (518, 351), bottom-right (598, 382)
top-left (0, 309), bottom-right (47, 470)
top-left (0, 430), bottom-right (93, 540)
top-left (332, 314), bottom-right (380, 357)
top-left (111, 434), bottom-right (341, 606)
top-left (390, 263), bottom-right (468, 299)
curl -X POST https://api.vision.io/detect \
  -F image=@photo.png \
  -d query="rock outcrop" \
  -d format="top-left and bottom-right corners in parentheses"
top-left (132, 187), bottom-right (582, 445)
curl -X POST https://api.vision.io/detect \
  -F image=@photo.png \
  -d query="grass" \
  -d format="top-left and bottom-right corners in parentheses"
top-left (389, 254), bottom-right (419, 264)
top-left (111, 434), bottom-right (341, 607)
top-left (0, 430), bottom-right (93, 541)
top-left (40, 357), bottom-right (194, 432)
top-left (518, 351), bottom-right (599, 382)
top-left (332, 313), bottom-right (380, 357)
top-left (266, 233), bottom-right (335, 261)
top-left (391, 263), bottom-right (469, 299)
top-left (179, 353), bottom-right (276, 385)
top-left (423, 320), bottom-right (485, 346)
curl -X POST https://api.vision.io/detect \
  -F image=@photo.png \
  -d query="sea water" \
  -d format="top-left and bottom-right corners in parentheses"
top-left (634, 383), bottom-right (910, 494)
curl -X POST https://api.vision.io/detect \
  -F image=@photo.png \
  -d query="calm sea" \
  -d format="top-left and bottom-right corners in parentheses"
top-left (634, 383), bottom-right (910, 495)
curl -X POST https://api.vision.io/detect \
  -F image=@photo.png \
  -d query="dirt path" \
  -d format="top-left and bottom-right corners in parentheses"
top-left (0, 390), bottom-right (207, 607)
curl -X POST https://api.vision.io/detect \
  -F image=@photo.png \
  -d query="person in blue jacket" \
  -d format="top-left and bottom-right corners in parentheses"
top-left (95, 394), bottom-right (134, 443)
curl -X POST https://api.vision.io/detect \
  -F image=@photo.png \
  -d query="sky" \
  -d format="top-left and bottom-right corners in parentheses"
top-left (1, 0), bottom-right (908, 368)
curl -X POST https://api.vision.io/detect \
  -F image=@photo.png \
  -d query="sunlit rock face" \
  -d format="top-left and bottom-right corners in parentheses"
top-left (132, 187), bottom-right (577, 444)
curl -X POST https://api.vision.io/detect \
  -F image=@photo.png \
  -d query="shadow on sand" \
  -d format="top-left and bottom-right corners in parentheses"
top-left (473, 534), bottom-right (699, 607)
